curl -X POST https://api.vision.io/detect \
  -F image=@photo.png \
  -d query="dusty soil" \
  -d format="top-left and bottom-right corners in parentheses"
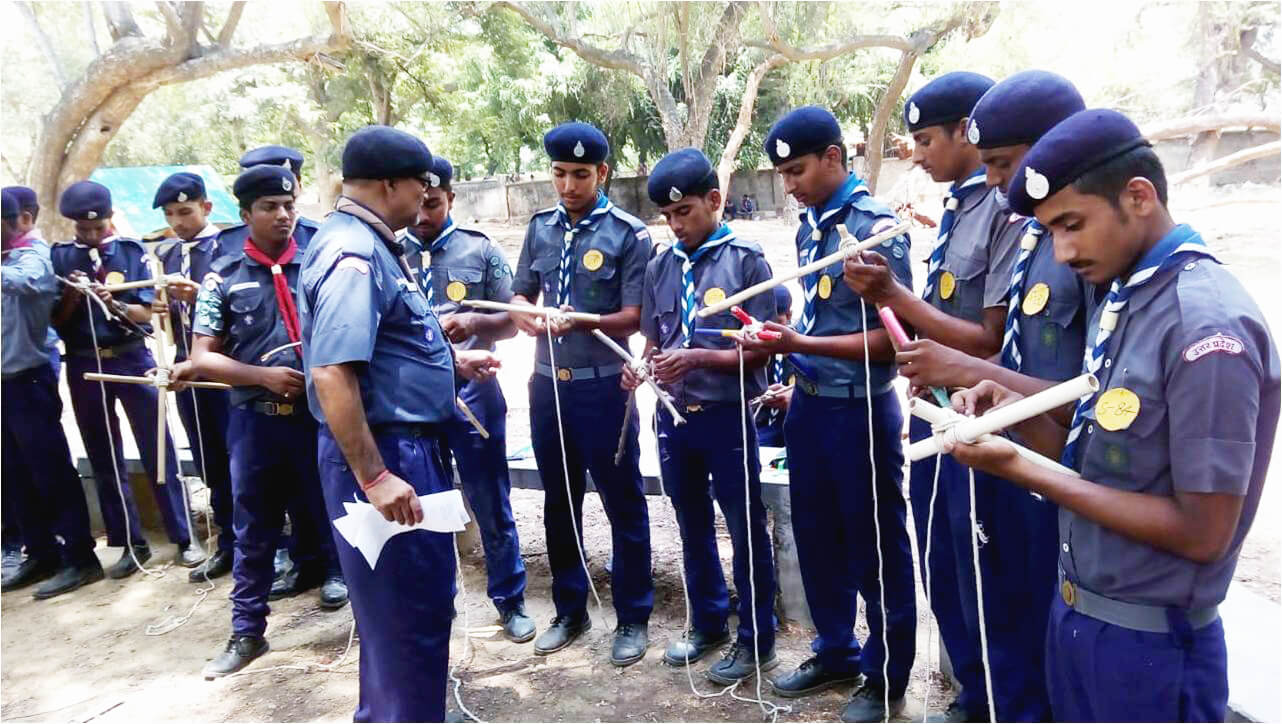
top-left (2, 179), bottom-right (1277, 722)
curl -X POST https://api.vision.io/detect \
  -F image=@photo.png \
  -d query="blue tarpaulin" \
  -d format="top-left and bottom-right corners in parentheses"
top-left (88, 165), bottom-right (241, 239)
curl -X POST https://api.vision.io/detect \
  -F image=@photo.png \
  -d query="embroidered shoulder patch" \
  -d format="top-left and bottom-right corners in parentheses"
top-left (1183, 333), bottom-right (1244, 362)
top-left (335, 257), bottom-right (371, 275)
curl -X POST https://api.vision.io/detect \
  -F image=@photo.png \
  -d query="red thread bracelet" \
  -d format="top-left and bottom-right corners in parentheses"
top-left (361, 468), bottom-right (391, 491)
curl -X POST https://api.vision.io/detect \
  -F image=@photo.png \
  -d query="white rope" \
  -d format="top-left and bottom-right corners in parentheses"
top-left (966, 467), bottom-right (997, 723)
top-left (450, 533), bottom-right (483, 722)
top-left (920, 452), bottom-right (944, 722)
top-left (859, 298), bottom-right (891, 721)
top-left (224, 621), bottom-right (358, 679)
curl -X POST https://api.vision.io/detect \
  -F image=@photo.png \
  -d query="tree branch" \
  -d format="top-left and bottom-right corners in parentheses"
top-left (156, 2), bottom-right (184, 42)
top-left (1168, 140), bottom-right (1281, 185)
top-left (83, 2), bottom-right (100, 56)
top-left (716, 52), bottom-right (787, 191)
top-left (491, 1), bottom-right (646, 75)
top-left (18, 2), bottom-right (67, 89)
top-left (217, 1), bottom-right (246, 47)
top-left (864, 48), bottom-right (918, 193)
top-left (1143, 113), bottom-right (1280, 141)
top-left (102, 2), bottom-right (142, 41)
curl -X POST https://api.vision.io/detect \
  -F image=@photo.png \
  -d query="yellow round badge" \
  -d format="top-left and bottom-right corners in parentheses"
top-left (1022, 282), bottom-right (1051, 316)
top-left (104, 271), bottom-right (126, 286)
top-left (1094, 387), bottom-right (1141, 432)
top-left (582, 249), bottom-right (604, 271)
top-left (939, 271), bottom-right (957, 300)
top-left (556, 368), bottom-right (572, 382)
top-left (818, 274), bottom-right (833, 299)
top-left (446, 281), bottom-right (467, 302)
top-left (703, 287), bottom-right (726, 307)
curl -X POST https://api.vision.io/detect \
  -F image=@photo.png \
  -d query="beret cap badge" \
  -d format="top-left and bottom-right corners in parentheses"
top-left (775, 138), bottom-right (791, 158)
top-left (1025, 166), bottom-right (1050, 200)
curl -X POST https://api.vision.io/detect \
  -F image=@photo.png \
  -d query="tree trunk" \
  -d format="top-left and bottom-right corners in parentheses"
top-left (716, 53), bottom-right (785, 191)
top-left (865, 49), bottom-right (919, 193)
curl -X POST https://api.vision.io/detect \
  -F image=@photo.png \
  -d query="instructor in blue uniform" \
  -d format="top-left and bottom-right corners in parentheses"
top-left (301, 125), bottom-right (501, 723)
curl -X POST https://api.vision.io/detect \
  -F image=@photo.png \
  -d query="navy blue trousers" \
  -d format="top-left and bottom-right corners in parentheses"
top-left (658, 403), bottom-right (776, 651)
top-left (1045, 597), bottom-right (1228, 722)
top-left (174, 385), bottom-right (234, 553)
top-left (529, 373), bottom-right (653, 624)
top-left (1, 365), bottom-right (96, 565)
top-left (440, 376), bottom-right (526, 614)
top-left (318, 424), bottom-right (455, 724)
top-left (785, 390), bottom-right (916, 697)
top-left (226, 407), bottom-right (336, 637)
top-left (65, 348), bottom-right (190, 546)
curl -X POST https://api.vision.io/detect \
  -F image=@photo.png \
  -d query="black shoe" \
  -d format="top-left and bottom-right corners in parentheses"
top-left (610, 622), bottom-right (648, 667)
top-left (176, 540), bottom-right (206, 568)
top-left (33, 559), bottom-right (105, 599)
top-left (926, 700), bottom-right (985, 723)
top-left (1, 556), bottom-right (58, 592)
top-left (706, 640), bottom-right (778, 685)
top-left (105, 544), bottom-right (152, 579)
top-left (501, 604), bottom-right (536, 643)
top-left (319, 574), bottom-right (349, 609)
top-left (273, 548), bottom-right (292, 580)
top-left (841, 682), bottom-right (905, 723)
top-left (533, 614), bottom-right (591, 655)
top-left (268, 566), bottom-right (323, 600)
top-left (2, 546), bottom-right (23, 575)
top-left (203, 635), bottom-right (270, 679)
top-left (663, 628), bottom-right (730, 666)
top-left (771, 656), bottom-right (863, 698)
top-left (189, 548), bottom-right (233, 582)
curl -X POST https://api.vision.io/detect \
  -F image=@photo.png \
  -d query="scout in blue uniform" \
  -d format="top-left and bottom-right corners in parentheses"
top-left (1, 190), bottom-right (101, 599)
top-left (845, 72), bottom-right (1022, 721)
top-left (50, 181), bottom-right (205, 578)
top-left (739, 106), bottom-right (916, 723)
top-left (509, 122), bottom-right (654, 666)
top-left (170, 165), bottom-right (346, 677)
top-left (213, 146), bottom-right (321, 259)
top-left (301, 126), bottom-right (502, 723)
top-left (624, 148), bottom-right (778, 683)
top-left (753, 286), bottom-right (794, 447)
top-left (946, 108), bottom-right (1279, 723)
top-left (152, 172), bottom-right (237, 582)
top-left (400, 155), bottom-right (535, 643)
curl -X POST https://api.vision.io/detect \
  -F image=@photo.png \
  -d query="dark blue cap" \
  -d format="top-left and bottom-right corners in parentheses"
top-left (1, 189), bottom-right (17, 219)
top-left (152, 172), bottom-right (207, 208)
top-left (967, 71), bottom-right (1085, 149)
top-left (239, 145), bottom-right (305, 177)
top-left (904, 71), bottom-right (995, 132)
top-left (2, 186), bottom-right (37, 210)
top-left (233, 165), bottom-right (297, 205)
top-left (543, 122), bottom-right (609, 164)
top-left (426, 156), bottom-right (454, 189)
top-left (59, 181), bottom-right (112, 221)
top-left (341, 125), bottom-right (433, 181)
top-left (773, 285), bottom-right (792, 317)
top-left (1008, 108), bottom-right (1150, 217)
top-left (647, 148), bottom-right (718, 206)
top-left (764, 106), bottom-right (843, 166)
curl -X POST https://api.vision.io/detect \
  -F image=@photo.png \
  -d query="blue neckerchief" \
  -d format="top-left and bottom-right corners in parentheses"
top-left (554, 191), bottom-right (612, 312)
top-left (421, 216), bottom-right (458, 307)
top-left (921, 167), bottom-right (988, 301)
top-left (670, 224), bottom-right (735, 347)
top-left (796, 173), bottom-right (869, 334)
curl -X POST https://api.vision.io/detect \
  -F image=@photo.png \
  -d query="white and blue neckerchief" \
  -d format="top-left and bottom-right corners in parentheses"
top-left (999, 219), bottom-right (1046, 369)
top-left (921, 168), bottom-right (988, 300)
top-left (669, 224), bottom-right (735, 347)
top-left (769, 354), bottom-right (786, 425)
top-left (420, 216), bottom-right (457, 308)
top-left (1060, 224), bottom-right (1216, 467)
top-left (797, 173), bottom-right (869, 334)
top-left (554, 192), bottom-right (612, 309)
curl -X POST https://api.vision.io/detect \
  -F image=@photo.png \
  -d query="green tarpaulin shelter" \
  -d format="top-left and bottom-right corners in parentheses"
top-left (89, 165), bottom-right (241, 239)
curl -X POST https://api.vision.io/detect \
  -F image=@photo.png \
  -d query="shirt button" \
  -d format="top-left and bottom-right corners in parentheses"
top-left (1184, 262), bottom-right (1197, 271)
top-left (1062, 543), bottom-right (1070, 553)
top-left (1087, 424), bottom-right (1095, 434)
top-left (1103, 359), bottom-right (1111, 368)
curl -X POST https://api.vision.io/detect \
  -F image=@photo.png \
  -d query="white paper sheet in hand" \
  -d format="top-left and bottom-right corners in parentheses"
top-left (331, 489), bottom-right (471, 570)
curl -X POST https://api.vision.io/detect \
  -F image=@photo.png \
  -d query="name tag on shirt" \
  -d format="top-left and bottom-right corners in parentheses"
top-left (229, 281), bottom-right (261, 293)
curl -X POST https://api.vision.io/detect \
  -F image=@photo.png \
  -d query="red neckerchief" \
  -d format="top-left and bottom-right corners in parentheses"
top-left (2, 230), bottom-right (34, 252)
top-left (242, 237), bottom-right (303, 360)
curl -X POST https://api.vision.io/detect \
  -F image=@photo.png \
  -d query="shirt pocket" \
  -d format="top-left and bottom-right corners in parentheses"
top-left (940, 247), bottom-right (986, 322)
top-left (1081, 389), bottom-right (1168, 491)
top-left (228, 288), bottom-right (267, 341)
top-left (573, 246), bottom-right (620, 312)
top-left (444, 266), bottom-right (485, 302)
top-left (1023, 297), bottom-right (1080, 373)
top-left (529, 254), bottom-right (560, 300)
top-left (652, 287), bottom-right (681, 342)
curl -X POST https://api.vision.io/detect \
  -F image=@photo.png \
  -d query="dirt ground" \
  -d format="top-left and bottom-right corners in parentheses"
top-left (1, 179), bottom-right (1278, 722)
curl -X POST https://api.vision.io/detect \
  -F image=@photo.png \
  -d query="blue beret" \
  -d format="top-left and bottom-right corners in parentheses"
top-left (239, 145), bottom-right (305, 177)
top-left (342, 125), bottom-right (433, 181)
top-left (904, 71), bottom-right (995, 132)
top-left (59, 181), bottom-right (112, 221)
top-left (1, 190), bottom-right (17, 219)
top-left (2, 186), bottom-right (37, 210)
top-left (1008, 108), bottom-right (1150, 217)
top-left (647, 148), bottom-right (718, 206)
top-left (543, 122), bottom-right (609, 164)
top-left (233, 165), bottom-right (297, 205)
top-left (967, 71), bottom-right (1085, 149)
top-left (764, 106), bottom-right (842, 166)
top-left (426, 156), bottom-right (454, 189)
top-left (773, 285), bottom-right (792, 316)
top-left (152, 172), bottom-right (207, 208)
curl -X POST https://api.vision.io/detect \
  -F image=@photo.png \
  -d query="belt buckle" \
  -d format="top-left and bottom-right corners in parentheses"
top-left (99, 347), bottom-right (117, 359)
top-left (556, 368), bottom-right (572, 382)
top-left (685, 403), bottom-right (703, 413)
top-left (1061, 579), bottom-right (1076, 607)
top-left (797, 377), bottom-right (818, 396)
top-left (263, 402), bottom-right (294, 416)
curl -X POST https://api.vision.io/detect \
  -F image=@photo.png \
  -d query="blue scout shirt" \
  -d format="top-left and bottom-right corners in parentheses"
top-left (794, 177), bottom-right (912, 392)
top-left (50, 236), bottom-right (154, 352)
top-left (299, 200), bottom-right (455, 426)
top-left (156, 224), bottom-right (221, 360)
top-left (924, 187), bottom-right (1020, 323)
top-left (1066, 229), bottom-right (1279, 609)
top-left (214, 216), bottom-right (320, 261)
top-left (640, 226), bottom-right (774, 404)
top-left (401, 223), bottom-right (514, 352)
top-left (191, 244), bottom-right (306, 408)
top-left (511, 199), bottom-right (651, 370)
top-left (2, 244), bottom-right (59, 376)
top-left (1003, 219), bottom-right (1093, 382)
